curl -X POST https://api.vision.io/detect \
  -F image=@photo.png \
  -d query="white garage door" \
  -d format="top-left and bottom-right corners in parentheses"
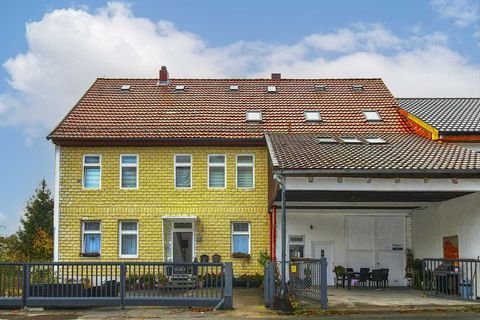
top-left (346, 216), bottom-right (406, 286)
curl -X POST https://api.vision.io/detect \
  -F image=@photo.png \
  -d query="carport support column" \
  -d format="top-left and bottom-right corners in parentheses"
top-left (280, 175), bottom-right (288, 299)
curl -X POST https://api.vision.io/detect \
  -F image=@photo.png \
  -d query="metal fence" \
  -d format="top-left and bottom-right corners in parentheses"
top-left (0, 262), bottom-right (233, 309)
top-left (423, 258), bottom-right (479, 301)
top-left (264, 258), bottom-right (327, 310)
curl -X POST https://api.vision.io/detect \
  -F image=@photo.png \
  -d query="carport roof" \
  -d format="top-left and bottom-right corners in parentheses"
top-left (265, 132), bottom-right (480, 176)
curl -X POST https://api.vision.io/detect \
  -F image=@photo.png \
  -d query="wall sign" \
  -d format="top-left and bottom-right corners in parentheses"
top-left (443, 235), bottom-right (459, 260)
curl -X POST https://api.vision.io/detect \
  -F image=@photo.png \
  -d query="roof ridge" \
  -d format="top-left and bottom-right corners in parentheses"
top-left (397, 97), bottom-right (480, 100)
top-left (96, 77), bottom-right (385, 81)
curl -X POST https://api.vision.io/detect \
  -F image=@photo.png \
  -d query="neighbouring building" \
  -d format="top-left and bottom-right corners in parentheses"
top-left (48, 67), bottom-right (480, 281)
top-left (396, 97), bottom-right (480, 269)
top-left (397, 98), bottom-right (480, 151)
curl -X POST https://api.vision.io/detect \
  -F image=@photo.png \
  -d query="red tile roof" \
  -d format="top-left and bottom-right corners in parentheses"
top-left (266, 132), bottom-right (480, 175)
top-left (48, 78), bottom-right (412, 143)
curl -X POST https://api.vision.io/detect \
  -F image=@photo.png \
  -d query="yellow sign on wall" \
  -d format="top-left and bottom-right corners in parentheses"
top-left (290, 264), bottom-right (297, 273)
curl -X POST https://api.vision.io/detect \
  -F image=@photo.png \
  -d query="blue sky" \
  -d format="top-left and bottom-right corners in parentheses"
top-left (0, 0), bottom-right (479, 234)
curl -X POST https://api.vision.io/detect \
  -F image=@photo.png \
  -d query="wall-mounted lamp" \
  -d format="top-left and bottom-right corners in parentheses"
top-left (452, 178), bottom-right (459, 184)
top-left (395, 177), bottom-right (401, 184)
top-left (308, 176), bottom-right (314, 183)
top-left (337, 177), bottom-right (343, 183)
top-left (366, 177), bottom-right (372, 183)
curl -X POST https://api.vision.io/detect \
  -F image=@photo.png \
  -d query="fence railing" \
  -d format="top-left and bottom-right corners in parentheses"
top-left (264, 258), bottom-right (327, 310)
top-left (0, 262), bottom-right (232, 309)
top-left (423, 258), bottom-right (479, 301)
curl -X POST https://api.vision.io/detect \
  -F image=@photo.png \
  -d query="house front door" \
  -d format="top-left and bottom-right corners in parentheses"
top-left (312, 241), bottom-right (334, 285)
top-left (172, 231), bottom-right (193, 263)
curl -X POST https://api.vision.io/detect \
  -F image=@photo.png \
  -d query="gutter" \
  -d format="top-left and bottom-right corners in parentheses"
top-left (274, 168), bottom-right (480, 178)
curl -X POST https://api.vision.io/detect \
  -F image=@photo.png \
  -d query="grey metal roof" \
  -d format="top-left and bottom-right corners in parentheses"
top-left (397, 98), bottom-right (480, 134)
top-left (265, 132), bottom-right (480, 176)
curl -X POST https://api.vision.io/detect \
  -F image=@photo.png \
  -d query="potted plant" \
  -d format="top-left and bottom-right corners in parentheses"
top-left (333, 265), bottom-right (345, 276)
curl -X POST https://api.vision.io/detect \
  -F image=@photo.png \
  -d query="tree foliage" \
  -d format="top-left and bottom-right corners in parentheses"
top-left (16, 179), bottom-right (54, 261)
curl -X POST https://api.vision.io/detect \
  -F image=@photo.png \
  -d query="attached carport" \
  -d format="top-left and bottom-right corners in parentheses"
top-left (265, 132), bottom-right (480, 294)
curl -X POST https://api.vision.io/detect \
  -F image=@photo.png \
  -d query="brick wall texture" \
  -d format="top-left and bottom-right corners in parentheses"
top-left (58, 146), bottom-right (270, 275)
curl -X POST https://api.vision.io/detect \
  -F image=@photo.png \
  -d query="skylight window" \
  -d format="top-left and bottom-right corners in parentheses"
top-left (229, 85), bottom-right (239, 91)
top-left (364, 137), bottom-right (387, 144)
top-left (304, 111), bottom-right (321, 122)
top-left (362, 110), bottom-right (382, 121)
top-left (246, 111), bottom-right (262, 122)
top-left (314, 84), bottom-right (326, 91)
top-left (267, 85), bottom-right (277, 93)
top-left (318, 136), bottom-right (337, 143)
top-left (352, 85), bottom-right (364, 91)
top-left (174, 85), bottom-right (186, 91)
top-left (340, 137), bottom-right (362, 144)
top-left (120, 85), bottom-right (131, 91)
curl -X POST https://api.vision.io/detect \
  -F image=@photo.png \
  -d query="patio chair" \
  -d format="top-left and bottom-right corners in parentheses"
top-left (371, 269), bottom-right (384, 289)
top-left (380, 268), bottom-right (389, 288)
top-left (358, 268), bottom-right (370, 287)
top-left (212, 254), bottom-right (221, 263)
top-left (200, 254), bottom-right (209, 262)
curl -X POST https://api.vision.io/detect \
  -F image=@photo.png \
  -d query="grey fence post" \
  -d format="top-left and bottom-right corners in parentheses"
top-left (269, 262), bottom-right (274, 309)
top-left (224, 262), bottom-right (233, 309)
top-left (264, 263), bottom-right (269, 307)
top-left (320, 257), bottom-right (328, 310)
top-left (120, 263), bottom-right (126, 309)
top-left (22, 263), bottom-right (28, 308)
top-left (422, 259), bottom-right (426, 294)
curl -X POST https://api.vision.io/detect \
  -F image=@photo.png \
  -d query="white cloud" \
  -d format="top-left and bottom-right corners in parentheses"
top-left (431, 0), bottom-right (479, 27)
top-left (303, 23), bottom-right (403, 52)
top-left (1, 2), bottom-right (479, 143)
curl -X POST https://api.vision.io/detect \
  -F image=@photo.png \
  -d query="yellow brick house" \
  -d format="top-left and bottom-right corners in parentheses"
top-left (48, 67), bottom-right (278, 275)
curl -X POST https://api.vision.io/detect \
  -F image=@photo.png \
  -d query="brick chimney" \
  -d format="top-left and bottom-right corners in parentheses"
top-left (159, 66), bottom-right (169, 85)
top-left (271, 73), bottom-right (281, 80)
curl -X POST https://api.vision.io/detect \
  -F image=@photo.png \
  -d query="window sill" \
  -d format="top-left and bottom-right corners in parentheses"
top-left (119, 256), bottom-right (139, 259)
top-left (80, 253), bottom-right (101, 258)
top-left (231, 253), bottom-right (251, 259)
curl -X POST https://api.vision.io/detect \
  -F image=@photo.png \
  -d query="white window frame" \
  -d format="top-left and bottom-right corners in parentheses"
top-left (246, 111), bottom-right (262, 122)
top-left (362, 110), bottom-right (382, 121)
top-left (304, 110), bottom-right (321, 122)
top-left (174, 154), bottom-right (192, 189)
top-left (364, 137), bottom-right (387, 144)
top-left (231, 222), bottom-right (251, 254)
top-left (119, 154), bottom-right (139, 189)
top-left (119, 221), bottom-right (139, 259)
top-left (81, 221), bottom-right (101, 255)
top-left (83, 154), bottom-right (101, 190)
top-left (207, 154), bottom-right (227, 189)
top-left (236, 154), bottom-right (255, 189)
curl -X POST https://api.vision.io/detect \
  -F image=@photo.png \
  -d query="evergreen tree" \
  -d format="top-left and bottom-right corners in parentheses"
top-left (17, 179), bottom-right (54, 261)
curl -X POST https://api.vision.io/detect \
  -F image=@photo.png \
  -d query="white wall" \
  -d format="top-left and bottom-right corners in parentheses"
top-left (278, 213), bottom-right (346, 266)
top-left (411, 192), bottom-right (480, 259)
top-left (275, 211), bottom-right (409, 284)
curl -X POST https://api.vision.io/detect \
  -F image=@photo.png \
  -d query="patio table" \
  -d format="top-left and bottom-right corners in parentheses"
top-left (346, 271), bottom-right (373, 289)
